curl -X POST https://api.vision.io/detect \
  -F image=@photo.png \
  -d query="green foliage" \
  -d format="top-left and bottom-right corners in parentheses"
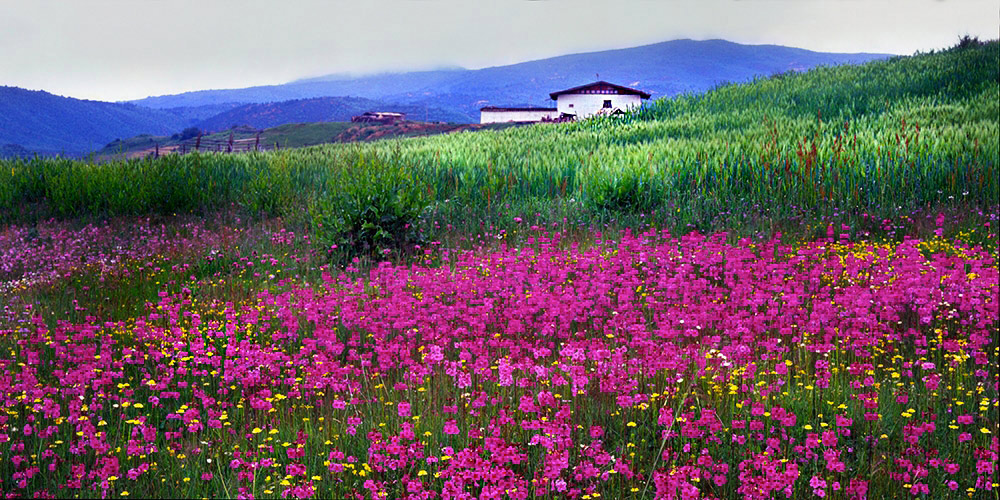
top-left (584, 162), bottom-right (662, 214)
top-left (178, 127), bottom-right (202, 140)
top-left (309, 151), bottom-right (431, 255)
top-left (954, 35), bottom-right (984, 50)
top-left (635, 38), bottom-right (997, 121)
top-left (262, 122), bottom-right (356, 148)
top-left (1, 42), bottom-right (997, 241)
top-left (241, 156), bottom-right (293, 216)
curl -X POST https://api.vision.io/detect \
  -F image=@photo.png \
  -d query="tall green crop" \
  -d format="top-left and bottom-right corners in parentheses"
top-left (1, 41), bottom-right (996, 241)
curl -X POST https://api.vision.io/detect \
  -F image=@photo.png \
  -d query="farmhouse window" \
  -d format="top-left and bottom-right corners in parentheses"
top-left (603, 100), bottom-right (612, 108)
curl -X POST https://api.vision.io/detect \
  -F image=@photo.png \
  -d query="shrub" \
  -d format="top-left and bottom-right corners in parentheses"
top-left (309, 151), bottom-right (431, 256)
top-left (178, 127), bottom-right (203, 141)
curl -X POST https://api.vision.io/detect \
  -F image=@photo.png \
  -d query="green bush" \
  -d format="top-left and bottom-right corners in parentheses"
top-left (584, 164), bottom-right (663, 214)
top-left (309, 151), bottom-right (431, 256)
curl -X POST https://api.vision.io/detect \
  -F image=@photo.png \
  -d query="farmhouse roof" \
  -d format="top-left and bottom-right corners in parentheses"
top-left (549, 81), bottom-right (651, 100)
top-left (480, 106), bottom-right (558, 112)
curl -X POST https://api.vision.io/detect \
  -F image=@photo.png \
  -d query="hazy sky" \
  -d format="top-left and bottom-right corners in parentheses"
top-left (1, 0), bottom-right (997, 102)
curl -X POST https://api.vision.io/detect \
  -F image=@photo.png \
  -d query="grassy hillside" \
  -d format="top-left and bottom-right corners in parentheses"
top-left (2, 41), bottom-right (996, 249)
top-left (94, 121), bottom-right (503, 160)
top-left (97, 124), bottom-right (364, 159)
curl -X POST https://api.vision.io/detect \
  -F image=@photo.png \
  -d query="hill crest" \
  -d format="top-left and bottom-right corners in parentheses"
top-left (130, 39), bottom-right (892, 118)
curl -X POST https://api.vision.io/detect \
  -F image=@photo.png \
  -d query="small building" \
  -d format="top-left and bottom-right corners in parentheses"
top-left (351, 111), bottom-right (406, 124)
top-left (550, 81), bottom-right (651, 120)
top-left (479, 106), bottom-right (559, 124)
top-left (479, 81), bottom-right (650, 124)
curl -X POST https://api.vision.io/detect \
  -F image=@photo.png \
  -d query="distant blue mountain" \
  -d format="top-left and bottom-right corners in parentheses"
top-left (131, 69), bottom-right (470, 110)
top-left (131, 39), bottom-right (892, 121)
top-left (0, 86), bottom-right (190, 154)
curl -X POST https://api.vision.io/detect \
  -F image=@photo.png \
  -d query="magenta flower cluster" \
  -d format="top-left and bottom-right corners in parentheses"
top-left (1, 225), bottom-right (997, 498)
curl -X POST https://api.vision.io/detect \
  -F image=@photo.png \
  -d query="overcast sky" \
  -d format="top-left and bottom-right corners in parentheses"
top-left (1, 0), bottom-right (997, 102)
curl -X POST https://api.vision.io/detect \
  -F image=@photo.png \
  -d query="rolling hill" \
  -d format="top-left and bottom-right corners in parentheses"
top-left (132, 39), bottom-right (892, 121)
top-left (194, 97), bottom-right (468, 132)
top-left (95, 120), bottom-right (505, 160)
top-left (0, 86), bottom-right (190, 154)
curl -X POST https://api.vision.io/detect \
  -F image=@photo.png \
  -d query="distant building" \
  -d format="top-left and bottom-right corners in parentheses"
top-left (550, 81), bottom-right (650, 119)
top-left (479, 80), bottom-right (650, 124)
top-left (479, 106), bottom-right (558, 124)
top-left (351, 112), bottom-right (406, 124)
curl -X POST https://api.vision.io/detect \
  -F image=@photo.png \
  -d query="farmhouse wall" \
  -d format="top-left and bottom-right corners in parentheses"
top-left (480, 109), bottom-right (559, 124)
top-left (555, 94), bottom-right (644, 119)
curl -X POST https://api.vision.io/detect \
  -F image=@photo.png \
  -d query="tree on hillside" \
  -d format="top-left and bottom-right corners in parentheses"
top-left (173, 127), bottom-right (202, 141)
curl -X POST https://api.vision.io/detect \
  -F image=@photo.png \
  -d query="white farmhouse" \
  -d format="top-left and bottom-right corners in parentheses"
top-left (550, 81), bottom-right (651, 119)
top-left (479, 106), bottom-right (558, 124)
top-left (479, 81), bottom-right (650, 124)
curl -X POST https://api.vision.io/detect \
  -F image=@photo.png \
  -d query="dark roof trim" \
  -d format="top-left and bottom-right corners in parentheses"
top-left (480, 106), bottom-right (558, 112)
top-left (549, 80), bottom-right (651, 100)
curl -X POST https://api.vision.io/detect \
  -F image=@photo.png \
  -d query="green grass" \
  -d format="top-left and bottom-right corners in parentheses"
top-left (96, 123), bottom-right (359, 158)
top-left (2, 40), bottom-right (997, 251)
top-left (260, 122), bottom-right (358, 148)
top-left (94, 121), bottom-right (486, 159)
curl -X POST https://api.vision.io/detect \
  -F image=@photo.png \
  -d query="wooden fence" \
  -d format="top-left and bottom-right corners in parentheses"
top-left (148, 132), bottom-right (285, 158)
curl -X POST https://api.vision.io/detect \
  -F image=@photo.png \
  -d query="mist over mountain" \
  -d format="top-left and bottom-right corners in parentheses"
top-left (131, 39), bottom-right (891, 119)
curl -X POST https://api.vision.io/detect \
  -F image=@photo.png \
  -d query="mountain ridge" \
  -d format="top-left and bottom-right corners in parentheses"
top-left (130, 39), bottom-right (892, 113)
top-left (0, 86), bottom-right (190, 153)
